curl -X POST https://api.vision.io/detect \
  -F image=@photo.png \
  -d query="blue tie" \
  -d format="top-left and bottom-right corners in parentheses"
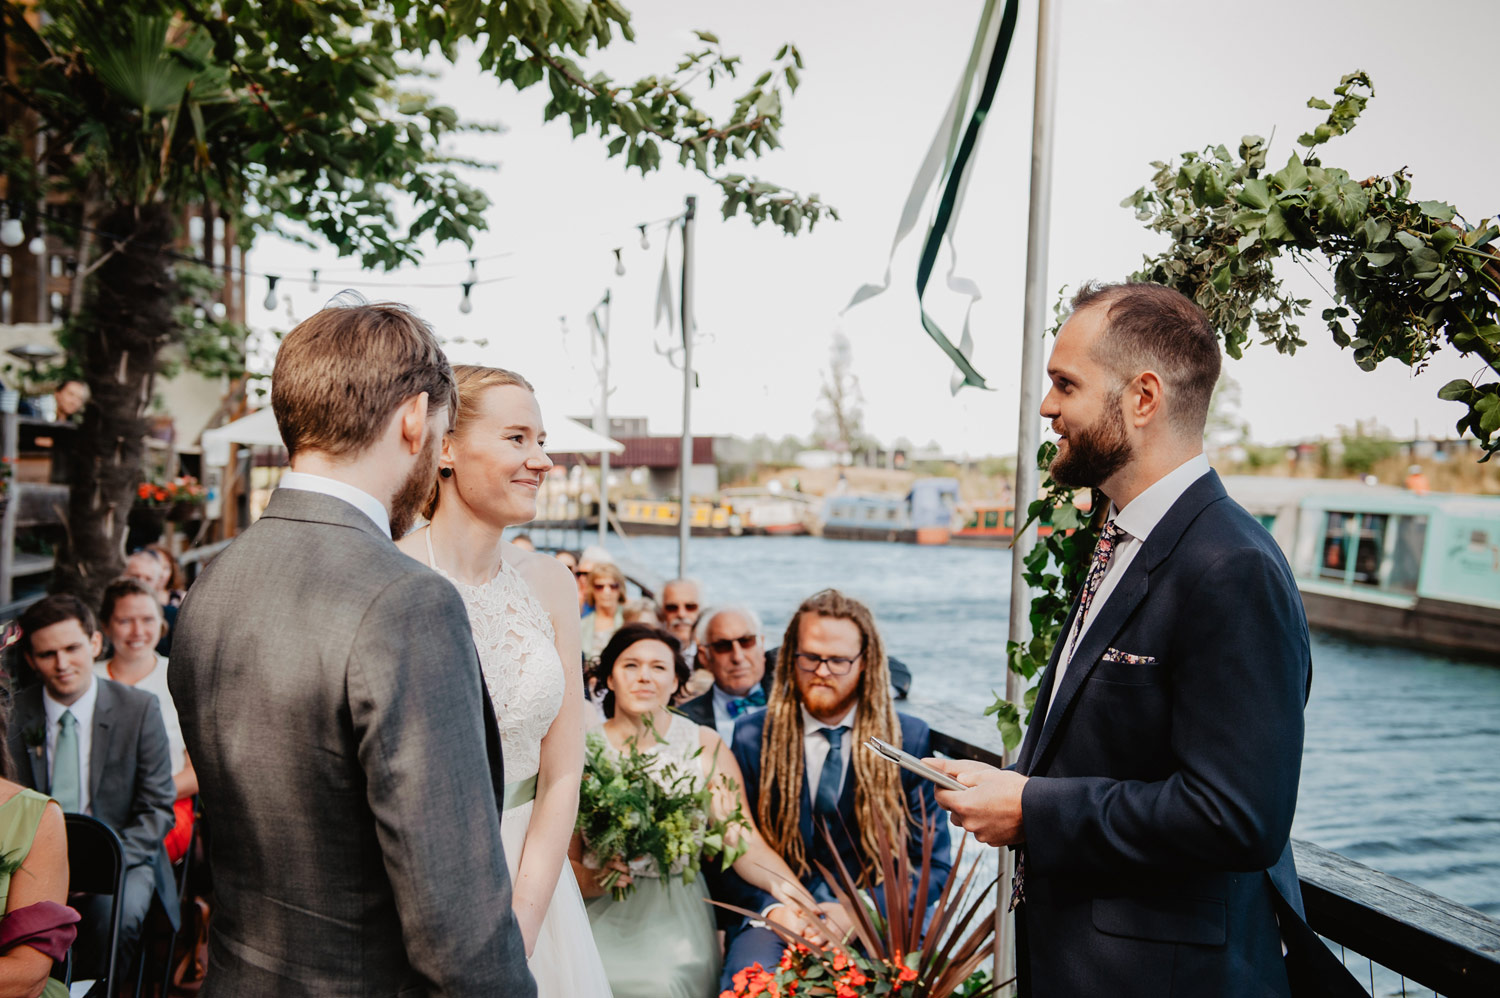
top-left (727, 689), bottom-right (767, 718)
top-left (814, 726), bottom-right (848, 818)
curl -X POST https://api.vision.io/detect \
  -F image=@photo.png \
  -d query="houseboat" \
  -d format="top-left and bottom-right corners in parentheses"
top-left (951, 501), bottom-right (1059, 547)
top-left (1224, 476), bottom-right (1500, 661)
top-left (719, 487), bottom-right (817, 536)
top-left (818, 478), bottom-right (958, 545)
top-left (615, 497), bottom-right (733, 537)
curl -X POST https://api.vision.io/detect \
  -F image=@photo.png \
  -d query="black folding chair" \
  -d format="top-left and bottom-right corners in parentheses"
top-left (63, 814), bottom-right (126, 997)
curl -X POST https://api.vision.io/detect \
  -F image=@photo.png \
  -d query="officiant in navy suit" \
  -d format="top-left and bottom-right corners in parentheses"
top-left (928, 282), bottom-right (1363, 998)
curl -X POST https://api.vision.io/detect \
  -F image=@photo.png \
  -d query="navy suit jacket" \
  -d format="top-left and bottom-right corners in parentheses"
top-left (717, 709), bottom-right (952, 928)
top-left (1013, 470), bottom-right (1356, 997)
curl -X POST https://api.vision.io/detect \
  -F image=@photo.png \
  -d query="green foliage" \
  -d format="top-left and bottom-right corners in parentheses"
top-left (1337, 421), bottom-right (1402, 475)
top-left (1121, 71), bottom-right (1500, 460)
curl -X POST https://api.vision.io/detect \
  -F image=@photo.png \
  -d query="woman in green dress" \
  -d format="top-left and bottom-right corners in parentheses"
top-left (571, 624), bottom-right (819, 998)
top-left (0, 690), bottom-right (76, 998)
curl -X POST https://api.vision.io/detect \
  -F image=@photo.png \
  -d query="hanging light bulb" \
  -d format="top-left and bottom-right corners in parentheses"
top-left (638, 224), bottom-right (650, 250)
top-left (613, 248), bottom-right (625, 276)
top-left (459, 281), bottom-right (474, 314)
top-left (263, 275), bottom-right (281, 310)
top-left (308, 269), bottom-right (320, 294)
top-left (0, 207), bottom-right (23, 248)
top-left (28, 232), bottom-right (46, 256)
top-left (466, 258), bottom-right (479, 284)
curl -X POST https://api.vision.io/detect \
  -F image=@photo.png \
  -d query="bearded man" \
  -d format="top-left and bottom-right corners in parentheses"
top-left (171, 301), bottom-right (534, 997)
top-left (928, 282), bottom-right (1361, 997)
top-left (717, 589), bottom-right (951, 993)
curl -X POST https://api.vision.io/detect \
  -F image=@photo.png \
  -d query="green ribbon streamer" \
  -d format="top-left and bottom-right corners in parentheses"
top-left (915, 0), bottom-right (1021, 392)
top-left (503, 774), bottom-right (538, 811)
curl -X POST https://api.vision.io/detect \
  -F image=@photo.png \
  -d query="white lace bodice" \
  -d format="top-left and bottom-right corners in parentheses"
top-left (426, 534), bottom-right (564, 782)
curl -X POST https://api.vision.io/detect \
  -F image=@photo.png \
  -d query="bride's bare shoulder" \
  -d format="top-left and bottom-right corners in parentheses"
top-left (508, 543), bottom-right (575, 606)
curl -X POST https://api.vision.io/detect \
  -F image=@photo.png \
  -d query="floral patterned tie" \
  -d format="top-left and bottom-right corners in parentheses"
top-left (1065, 519), bottom-right (1128, 664)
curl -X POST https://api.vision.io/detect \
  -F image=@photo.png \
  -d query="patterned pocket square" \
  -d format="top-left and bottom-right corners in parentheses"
top-left (1101, 648), bottom-right (1158, 665)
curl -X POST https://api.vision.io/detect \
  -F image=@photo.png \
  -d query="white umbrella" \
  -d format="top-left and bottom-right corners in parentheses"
top-left (200, 406), bottom-right (622, 466)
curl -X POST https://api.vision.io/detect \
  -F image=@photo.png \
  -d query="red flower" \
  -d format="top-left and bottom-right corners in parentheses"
top-left (897, 965), bottom-right (918, 983)
top-left (137, 483), bottom-right (151, 499)
top-left (831, 951), bottom-right (848, 971)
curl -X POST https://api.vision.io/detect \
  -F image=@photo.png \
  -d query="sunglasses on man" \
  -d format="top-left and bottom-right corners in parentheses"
top-left (663, 602), bottom-right (699, 614)
top-left (706, 633), bottom-right (759, 656)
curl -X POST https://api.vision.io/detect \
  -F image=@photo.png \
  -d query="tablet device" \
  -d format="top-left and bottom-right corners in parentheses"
top-left (864, 737), bottom-right (968, 792)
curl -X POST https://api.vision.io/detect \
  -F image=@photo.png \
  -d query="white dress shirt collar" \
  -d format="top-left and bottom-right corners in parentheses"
top-left (277, 471), bottom-right (391, 537)
top-left (801, 703), bottom-right (858, 804)
top-left (1110, 453), bottom-right (1211, 542)
top-left (43, 673), bottom-right (98, 729)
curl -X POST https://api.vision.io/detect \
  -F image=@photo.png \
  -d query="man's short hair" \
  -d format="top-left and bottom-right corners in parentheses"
top-left (695, 604), bottom-right (764, 647)
top-left (271, 300), bottom-right (455, 459)
top-left (17, 594), bottom-right (97, 655)
top-left (1071, 281), bottom-right (1222, 436)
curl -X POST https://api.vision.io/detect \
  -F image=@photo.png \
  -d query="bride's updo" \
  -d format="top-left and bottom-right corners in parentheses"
top-left (422, 364), bottom-right (535, 520)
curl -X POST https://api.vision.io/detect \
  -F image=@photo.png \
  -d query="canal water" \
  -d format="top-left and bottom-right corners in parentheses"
top-left (585, 531), bottom-right (1500, 918)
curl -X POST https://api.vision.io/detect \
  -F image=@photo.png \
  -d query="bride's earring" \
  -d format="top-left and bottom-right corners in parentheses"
top-left (439, 467), bottom-right (453, 479)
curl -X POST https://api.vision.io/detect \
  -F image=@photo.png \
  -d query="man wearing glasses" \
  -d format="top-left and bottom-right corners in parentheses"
top-left (675, 605), bottom-right (771, 742)
top-left (715, 589), bottom-right (951, 991)
top-left (659, 578), bottom-right (703, 665)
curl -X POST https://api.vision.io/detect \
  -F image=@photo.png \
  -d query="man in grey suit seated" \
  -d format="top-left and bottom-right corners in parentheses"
top-left (171, 301), bottom-right (535, 997)
top-left (8, 594), bottom-right (176, 977)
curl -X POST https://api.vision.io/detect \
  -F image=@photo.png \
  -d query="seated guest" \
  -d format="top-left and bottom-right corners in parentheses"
top-left (620, 598), bottom-right (660, 626)
top-left (144, 543), bottom-right (187, 608)
top-left (720, 589), bottom-right (952, 991)
top-left (572, 625), bottom-right (820, 998)
top-left (660, 578), bottom-right (703, 668)
top-left (0, 684), bottom-right (77, 998)
top-left (675, 605), bottom-right (773, 742)
top-left (6, 595), bottom-right (178, 975)
top-left (580, 560), bottom-right (626, 662)
top-left (123, 547), bottom-right (179, 656)
top-left (96, 577), bottom-right (198, 862)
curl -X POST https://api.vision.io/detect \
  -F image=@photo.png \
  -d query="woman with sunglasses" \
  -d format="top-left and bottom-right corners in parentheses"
top-left (580, 561), bottom-right (626, 663)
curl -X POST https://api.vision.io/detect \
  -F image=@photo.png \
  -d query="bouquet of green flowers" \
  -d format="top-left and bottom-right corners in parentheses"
top-left (576, 728), bottom-right (750, 901)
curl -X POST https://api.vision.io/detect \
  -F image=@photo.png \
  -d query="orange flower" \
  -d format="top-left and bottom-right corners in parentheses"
top-left (846, 970), bottom-right (866, 987)
top-left (831, 951), bottom-right (848, 971)
top-left (897, 965), bottom-right (918, 983)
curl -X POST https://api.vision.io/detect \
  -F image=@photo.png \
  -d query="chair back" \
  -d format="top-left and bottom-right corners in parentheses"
top-left (63, 813), bottom-right (126, 993)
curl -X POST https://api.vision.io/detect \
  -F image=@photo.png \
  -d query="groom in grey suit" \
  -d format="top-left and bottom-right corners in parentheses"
top-left (171, 302), bottom-right (535, 997)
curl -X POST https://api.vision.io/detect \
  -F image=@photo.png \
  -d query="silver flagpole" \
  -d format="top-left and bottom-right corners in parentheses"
top-left (597, 290), bottom-right (612, 549)
top-left (677, 195), bottom-right (697, 577)
top-left (999, 0), bottom-right (1060, 991)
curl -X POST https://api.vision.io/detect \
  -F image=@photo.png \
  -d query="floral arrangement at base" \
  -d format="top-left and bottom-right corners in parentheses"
top-left (576, 725), bottom-right (750, 900)
top-left (717, 812), bottom-right (1009, 998)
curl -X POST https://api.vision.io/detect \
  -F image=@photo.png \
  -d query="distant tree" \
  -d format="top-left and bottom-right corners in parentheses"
top-left (0, 0), bottom-right (830, 603)
top-left (814, 331), bottom-right (871, 458)
top-left (1336, 420), bottom-right (1402, 475)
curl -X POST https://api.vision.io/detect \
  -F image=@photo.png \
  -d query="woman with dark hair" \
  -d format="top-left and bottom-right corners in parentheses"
top-left (572, 624), bottom-right (818, 998)
top-left (0, 677), bottom-right (77, 997)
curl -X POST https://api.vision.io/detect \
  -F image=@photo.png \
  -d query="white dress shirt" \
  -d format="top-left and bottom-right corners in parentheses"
top-left (97, 655), bottom-right (184, 775)
top-left (710, 685), bottom-right (765, 745)
top-left (277, 471), bottom-right (391, 537)
top-left (803, 704), bottom-right (858, 804)
top-left (1050, 453), bottom-right (1211, 708)
top-left (44, 675), bottom-right (99, 815)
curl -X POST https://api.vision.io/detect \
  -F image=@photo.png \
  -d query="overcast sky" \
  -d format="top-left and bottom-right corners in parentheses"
top-left (245, 0), bottom-right (1499, 457)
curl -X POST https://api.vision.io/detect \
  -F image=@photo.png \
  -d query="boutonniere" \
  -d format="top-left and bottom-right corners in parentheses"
top-left (22, 723), bottom-right (44, 761)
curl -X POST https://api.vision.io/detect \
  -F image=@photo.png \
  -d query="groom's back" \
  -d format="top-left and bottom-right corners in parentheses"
top-left (172, 490), bottom-right (527, 996)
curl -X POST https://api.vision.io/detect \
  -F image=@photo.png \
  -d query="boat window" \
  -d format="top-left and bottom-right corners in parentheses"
top-left (1383, 515), bottom-right (1427, 594)
top-left (1256, 514), bottom-right (1276, 532)
top-left (1319, 513), bottom-right (1351, 581)
top-left (964, 510), bottom-right (979, 529)
top-left (984, 510), bottom-right (1000, 529)
top-left (887, 506), bottom-right (901, 521)
top-left (1351, 513), bottom-right (1387, 585)
top-left (1004, 510), bottom-right (1014, 528)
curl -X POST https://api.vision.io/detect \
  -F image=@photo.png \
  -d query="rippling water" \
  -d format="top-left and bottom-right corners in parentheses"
top-left (583, 531), bottom-right (1500, 917)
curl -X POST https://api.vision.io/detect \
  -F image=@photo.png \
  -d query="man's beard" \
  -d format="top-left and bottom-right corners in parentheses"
top-left (389, 431), bottom-right (440, 539)
top-left (1049, 390), bottom-right (1132, 489)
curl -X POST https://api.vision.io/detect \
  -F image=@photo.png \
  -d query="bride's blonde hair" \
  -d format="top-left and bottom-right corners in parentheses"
top-left (422, 364), bottom-right (535, 520)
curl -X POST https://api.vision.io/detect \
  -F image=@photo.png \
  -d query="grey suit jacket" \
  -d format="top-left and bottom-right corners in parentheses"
top-left (169, 488), bottom-right (535, 998)
top-left (7, 678), bottom-right (178, 922)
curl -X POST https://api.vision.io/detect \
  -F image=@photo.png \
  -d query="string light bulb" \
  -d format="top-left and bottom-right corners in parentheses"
top-left (263, 275), bottom-right (280, 310)
top-left (27, 232), bottom-right (46, 256)
top-left (459, 281), bottom-right (474, 314)
top-left (466, 258), bottom-right (479, 284)
top-left (638, 225), bottom-right (650, 250)
top-left (308, 269), bottom-right (320, 294)
top-left (613, 248), bottom-right (625, 276)
top-left (0, 211), bottom-right (23, 248)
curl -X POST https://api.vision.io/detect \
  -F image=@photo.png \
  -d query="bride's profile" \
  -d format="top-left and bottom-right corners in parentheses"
top-left (398, 365), bottom-right (612, 996)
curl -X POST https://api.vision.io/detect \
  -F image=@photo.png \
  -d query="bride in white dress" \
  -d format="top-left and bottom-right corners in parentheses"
top-left (399, 365), bottom-right (612, 996)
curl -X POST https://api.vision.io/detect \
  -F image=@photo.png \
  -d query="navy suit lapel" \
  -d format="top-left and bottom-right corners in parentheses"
top-left (89, 682), bottom-right (116, 804)
top-left (1016, 597), bottom-right (1079, 773)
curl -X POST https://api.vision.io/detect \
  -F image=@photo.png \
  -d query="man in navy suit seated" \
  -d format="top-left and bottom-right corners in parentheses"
top-left (719, 588), bottom-right (951, 991)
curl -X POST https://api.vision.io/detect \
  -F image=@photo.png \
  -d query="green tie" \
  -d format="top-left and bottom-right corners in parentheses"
top-left (52, 711), bottom-right (81, 813)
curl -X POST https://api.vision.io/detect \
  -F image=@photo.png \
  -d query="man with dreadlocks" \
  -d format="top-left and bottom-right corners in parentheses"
top-left (716, 589), bottom-right (952, 992)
